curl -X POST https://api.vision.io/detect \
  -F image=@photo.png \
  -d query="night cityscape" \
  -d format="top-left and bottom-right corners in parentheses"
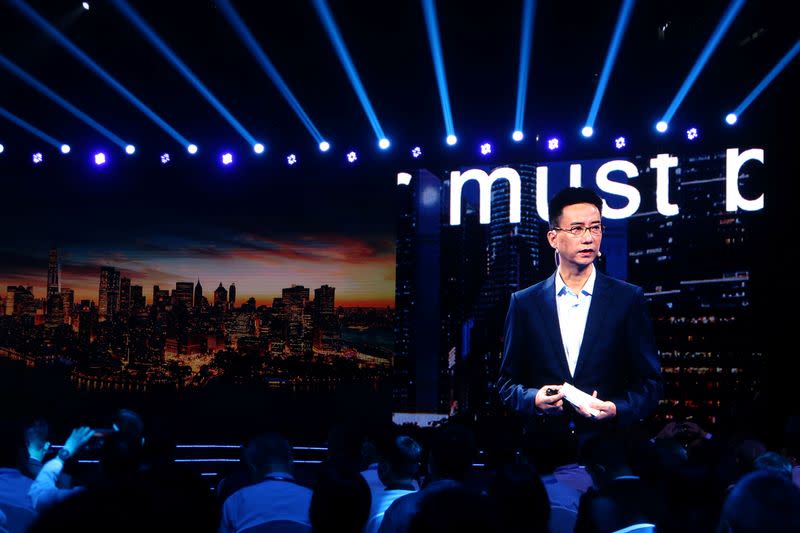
top-left (1, 251), bottom-right (393, 394)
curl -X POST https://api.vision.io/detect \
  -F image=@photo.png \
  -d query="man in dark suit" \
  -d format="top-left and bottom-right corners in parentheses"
top-left (498, 186), bottom-right (662, 449)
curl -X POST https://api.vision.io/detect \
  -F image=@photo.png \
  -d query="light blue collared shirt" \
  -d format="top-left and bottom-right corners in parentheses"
top-left (555, 266), bottom-right (596, 377)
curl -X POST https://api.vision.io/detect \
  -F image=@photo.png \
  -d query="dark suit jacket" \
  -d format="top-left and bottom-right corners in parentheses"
top-left (497, 270), bottom-right (662, 433)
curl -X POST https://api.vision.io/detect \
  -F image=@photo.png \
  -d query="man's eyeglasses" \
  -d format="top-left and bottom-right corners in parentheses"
top-left (551, 224), bottom-right (605, 237)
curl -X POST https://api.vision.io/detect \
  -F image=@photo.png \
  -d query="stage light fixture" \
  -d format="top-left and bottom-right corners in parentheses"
top-left (346, 151), bottom-right (357, 163)
top-left (614, 136), bottom-right (626, 149)
top-left (222, 153), bottom-right (233, 165)
top-left (581, 126), bottom-right (594, 138)
top-left (160, 153), bottom-right (170, 164)
top-left (287, 154), bottom-right (297, 165)
top-left (0, 144), bottom-right (4, 154)
top-left (725, 113), bottom-right (737, 125)
top-left (33, 152), bottom-right (43, 164)
top-left (446, 134), bottom-right (457, 146)
top-left (686, 127), bottom-right (699, 140)
top-left (187, 144), bottom-right (198, 154)
top-left (547, 138), bottom-right (559, 151)
top-left (82, 2), bottom-right (90, 10)
top-left (411, 146), bottom-right (422, 158)
top-left (379, 138), bottom-right (390, 150)
top-left (253, 143), bottom-right (265, 154)
top-left (512, 130), bottom-right (524, 142)
top-left (60, 144), bottom-right (70, 154)
top-left (94, 152), bottom-right (106, 165)
top-left (125, 144), bottom-right (135, 155)
top-left (655, 121), bottom-right (668, 133)
top-left (319, 141), bottom-right (330, 152)
top-left (480, 143), bottom-right (492, 156)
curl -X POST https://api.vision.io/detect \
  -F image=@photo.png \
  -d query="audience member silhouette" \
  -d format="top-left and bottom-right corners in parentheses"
top-left (378, 423), bottom-right (476, 533)
top-left (488, 463), bottom-right (550, 533)
top-left (717, 470), bottom-right (800, 532)
top-left (219, 432), bottom-right (312, 533)
top-left (407, 484), bottom-right (491, 533)
top-left (20, 420), bottom-right (49, 480)
top-left (365, 435), bottom-right (421, 533)
top-left (309, 466), bottom-right (371, 533)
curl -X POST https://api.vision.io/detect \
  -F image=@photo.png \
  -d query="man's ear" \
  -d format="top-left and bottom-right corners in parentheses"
top-left (44, 441), bottom-right (51, 452)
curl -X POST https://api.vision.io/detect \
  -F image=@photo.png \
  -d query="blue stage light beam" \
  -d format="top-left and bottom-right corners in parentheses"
top-left (217, 0), bottom-right (326, 146)
top-left (0, 105), bottom-right (67, 151)
top-left (422, 0), bottom-right (456, 143)
top-left (658, 0), bottom-right (745, 127)
top-left (8, 0), bottom-right (191, 149)
top-left (312, 0), bottom-right (387, 144)
top-left (584, 0), bottom-right (635, 132)
top-left (514, 0), bottom-right (536, 137)
top-left (111, 0), bottom-right (257, 147)
top-left (0, 53), bottom-right (129, 150)
top-left (731, 39), bottom-right (800, 119)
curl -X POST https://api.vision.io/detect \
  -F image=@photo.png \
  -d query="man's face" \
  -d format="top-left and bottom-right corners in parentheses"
top-left (547, 202), bottom-right (602, 269)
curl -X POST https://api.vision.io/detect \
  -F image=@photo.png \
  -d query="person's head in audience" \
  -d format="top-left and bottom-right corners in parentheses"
top-left (408, 485), bottom-right (492, 533)
top-left (99, 430), bottom-right (143, 484)
top-left (753, 451), bottom-right (792, 482)
top-left (310, 467), bottom-right (371, 533)
top-left (244, 432), bottom-right (293, 479)
top-left (325, 422), bottom-right (366, 474)
top-left (489, 464), bottom-right (550, 533)
top-left (24, 419), bottom-right (50, 463)
top-left (426, 423), bottom-right (476, 483)
top-left (717, 470), bottom-right (800, 532)
top-left (579, 431), bottom-right (633, 489)
top-left (112, 408), bottom-right (145, 445)
top-left (378, 435), bottom-right (421, 489)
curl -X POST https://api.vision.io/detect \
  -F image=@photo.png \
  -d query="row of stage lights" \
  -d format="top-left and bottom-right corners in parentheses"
top-left (0, 121), bottom-right (721, 168)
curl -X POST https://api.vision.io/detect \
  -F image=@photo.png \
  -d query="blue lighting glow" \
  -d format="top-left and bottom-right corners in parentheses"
top-left (313, 0), bottom-right (387, 145)
top-left (94, 152), bottom-right (106, 165)
top-left (217, 0), bottom-right (326, 145)
top-left (346, 151), bottom-right (357, 163)
top-left (614, 136), bottom-right (626, 149)
top-left (10, 0), bottom-right (191, 148)
top-left (253, 143), bottom-right (265, 154)
top-left (725, 113), bottom-right (738, 125)
top-left (0, 54), bottom-right (131, 151)
top-left (187, 144), bottom-right (198, 154)
top-left (112, 0), bottom-right (257, 146)
top-left (319, 141), bottom-right (330, 152)
top-left (655, 121), bottom-right (668, 133)
top-left (287, 154), bottom-right (297, 165)
top-left (422, 0), bottom-right (456, 145)
top-left (60, 144), bottom-right (70, 154)
top-left (514, 0), bottom-right (536, 137)
top-left (125, 144), bottom-right (135, 155)
top-left (0, 105), bottom-right (66, 152)
top-left (446, 134), bottom-right (457, 146)
top-left (160, 153), bottom-right (170, 164)
top-left (0, 144), bottom-right (4, 154)
top-left (732, 40), bottom-right (800, 120)
top-left (547, 138), bottom-right (559, 151)
top-left (33, 152), bottom-right (43, 164)
top-left (411, 146), bottom-right (422, 158)
top-left (222, 153), bottom-right (233, 165)
top-left (379, 138), bottom-right (390, 150)
top-left (581, 126), bottom-right (594, 138)
top-left (658, 0), bottom-right (745, 126)
top-left (512, 130), bottom-right (524, 142)
top-left (584, 0), bottom-right (635, 132)
top-left (480, 143), bottom-right (492, 156)
top-left (686, 127), bottom-right (699, 140)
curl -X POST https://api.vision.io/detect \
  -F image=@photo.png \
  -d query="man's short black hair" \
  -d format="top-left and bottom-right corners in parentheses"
top-left (25, 419), bottom-right (49, 449)
top-left (548, 187), bottom-right (603, 228)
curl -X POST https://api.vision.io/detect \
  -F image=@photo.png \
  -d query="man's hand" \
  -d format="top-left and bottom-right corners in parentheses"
top-left (62, 426), bottom-right (94, 458)
top-left (576, 390), bottom-right (617, 420)
top-left (534, 385), bottom-right (565, 415)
